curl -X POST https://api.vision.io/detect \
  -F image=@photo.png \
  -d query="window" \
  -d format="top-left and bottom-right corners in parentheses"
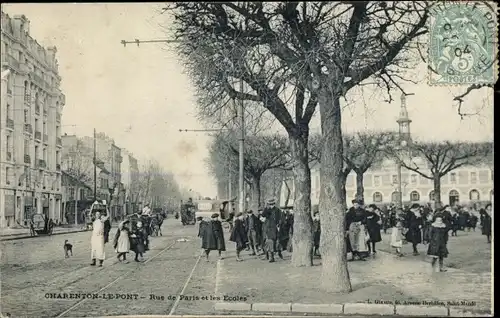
top-left (491, 170), bottom-right (494, 181)
top-left (24, 109), bottom-right (29, 123)
top-left (6, 103), bottom-right (11, 119)
top-left (392, 175), bottom-right (398, 184)
top-left (429, 190), bottom-right (436, 201)
top-left (24, 81), bottom-right (30, 102)
top-left (24, 139), bottom-right (29, 155)
top-left (43, 148), bottom-right (47, 162)
top-left (35, 119), bottom-right (39, 132)
top-left (410, 191), bottom-right (420, 202)
top-left (35, 146), bottom-right (39, 161)
top-left (80, 188), bottom-right (85, 200)
top-left (6, 167), bottom-right (11, 185)
top-left (391, 191), bottom-right (399, 203)
top-left (69, 187), bottom-right (75, 199)
top-left (43, 121), bottom-right (47, 135)
top-left (410, 174), bottom-right (417, 185)
top-left (450, 172), bottom-right (457, 183)
top-left (373, 192), bottom-right (383, 203)
top-left (469, 190), bottom-right (480, 201)
top-left (470, 172), bottom-right (477, 184)
top-left (374, 176), bottom-right (381, 187)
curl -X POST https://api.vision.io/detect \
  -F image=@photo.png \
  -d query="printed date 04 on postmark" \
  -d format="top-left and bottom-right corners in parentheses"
top-left (428, 2), bottom-right (498, 85)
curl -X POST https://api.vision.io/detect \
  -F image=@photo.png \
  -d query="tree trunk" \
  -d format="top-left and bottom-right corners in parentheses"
top-left (340, 175), bottom-right (348, 211)
top-left (355, 171), bottom-right (364, 202)
top-left (249, 174), bottom-right (261, 212)
top-left (318, 94), bottom-right (352, 293)
top-left (284, 178), bottom-right (291, 207)
top-left (433, 174), bottom-right (442, 209)
top-left (288, 131), bottom-right (314, 267)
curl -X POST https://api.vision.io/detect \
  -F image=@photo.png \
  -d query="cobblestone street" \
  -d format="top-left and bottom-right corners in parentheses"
top-left (0, 218), bottom-right (220, 317)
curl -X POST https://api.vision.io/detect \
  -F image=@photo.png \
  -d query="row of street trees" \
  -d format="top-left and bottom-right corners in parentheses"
top-left (62, 139), bottom-right (186, 213)
top-left (167, 2), bottom-right (492, 293)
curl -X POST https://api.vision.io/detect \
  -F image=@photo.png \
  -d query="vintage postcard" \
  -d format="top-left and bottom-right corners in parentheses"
top-left (0, 2), bottom-right (495, 318)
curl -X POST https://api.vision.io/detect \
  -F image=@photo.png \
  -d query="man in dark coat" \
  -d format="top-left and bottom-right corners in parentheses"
top-left (278, 209), bottom-right (293, 255)
top-left (201, 214), bottom-right (226, 261)
top-left (261, 199), bottom-right (283, 263)
top-left (230, 213), bottom-right (248, 261)
top-left (312, 211), bottom-right (321, 257)
top-left (405, 204), bottom-right (423, 255)
top-left (480, 204), bottom-right (492, 243)
top-left (246, 210), bottom-right (262, 255)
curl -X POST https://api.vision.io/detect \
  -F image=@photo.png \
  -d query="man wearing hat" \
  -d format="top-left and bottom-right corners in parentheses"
top-left (261, 198), bottom-right (283, 263)
top-left (246, 210), bottom-right (262, 256)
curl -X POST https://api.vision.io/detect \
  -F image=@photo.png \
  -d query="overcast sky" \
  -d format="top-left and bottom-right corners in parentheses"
top-left (2, 3), bottom-right (493, 198)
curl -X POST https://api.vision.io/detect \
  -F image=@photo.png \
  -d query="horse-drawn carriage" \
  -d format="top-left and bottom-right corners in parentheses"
top-left (29, 213), bottom-right (54, 236)
top-left (126, 212), bottom-right (164, 236)
top-left (179, 201), bottom-right (196, 225)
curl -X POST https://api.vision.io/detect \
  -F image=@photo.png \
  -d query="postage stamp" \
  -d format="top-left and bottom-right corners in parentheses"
top-left (428, 2), bottom-right (498, 85)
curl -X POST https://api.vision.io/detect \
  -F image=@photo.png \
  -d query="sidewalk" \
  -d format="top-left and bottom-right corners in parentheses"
top-left (0, 225), bottom-right (86, 240)
top-left (216, 248), bottom-right (491, 314)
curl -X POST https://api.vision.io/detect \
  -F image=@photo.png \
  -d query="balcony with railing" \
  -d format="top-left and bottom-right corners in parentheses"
top-left (43, 134), bottom-right (48, 143)
top-left (24, 123), bottom-right (33, 134)
top-left (37, 159), bottom-right (46, 169)
top-left (56, 113), bottom-right (61, 122)
top-left (6, 152), bottom-right (12, 161)
top-left (6, 118), bottom-right (14, 130)
top-left (56, 137), bottom-right (62, 147)
top-left (24, 154), bottom-right (31, 164)
top-left (35, 131), bottom-right (42, 140)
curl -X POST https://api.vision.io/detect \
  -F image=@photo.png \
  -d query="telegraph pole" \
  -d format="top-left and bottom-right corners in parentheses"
top-left (238, 79), bottom-right (245, 213)
top-left (93, 128), bottom-right (97, 201)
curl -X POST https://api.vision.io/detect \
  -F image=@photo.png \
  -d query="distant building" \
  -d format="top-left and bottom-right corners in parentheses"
top-left (281, 95), bottom-right (493, 209)
top-left (79, 133), bottom-right (123, 219)
top-left (1, 12), bottom-right (66, 228)
top-left (120, 149), bottom-right (139, 214)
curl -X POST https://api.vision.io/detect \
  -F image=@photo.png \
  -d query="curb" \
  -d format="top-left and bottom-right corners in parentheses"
top-left (213, 302), bottom-right (491, 317)
top-left (0, 229), bottom-right (88, 241)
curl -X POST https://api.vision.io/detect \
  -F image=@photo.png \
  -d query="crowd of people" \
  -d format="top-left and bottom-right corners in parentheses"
top-left (89, 204), bottom-right (166, 266)
top-left (197, 197), bottom-right (493, 272)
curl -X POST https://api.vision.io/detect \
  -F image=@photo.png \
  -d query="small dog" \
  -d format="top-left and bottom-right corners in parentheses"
top-left (64, 240), bottom-right (73, 258)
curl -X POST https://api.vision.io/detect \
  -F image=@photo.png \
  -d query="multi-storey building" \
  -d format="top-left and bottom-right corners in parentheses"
top-left (61, 134), bottom-right (112, 223)
top-left (120, 149), bottom-right (139, 214)
top-left (80, 132), bottom-right (123, 219)
top-left (281, 96), bottom-right (494, 209)
top-left (1, 12), bottom-right (65, 228)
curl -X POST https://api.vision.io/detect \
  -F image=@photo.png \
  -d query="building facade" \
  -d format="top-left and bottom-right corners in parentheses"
top-left (80, 133), bottom-right (123, 219)
top-left (120, 149), bottom-right (139, 214)
top-left (280, 95), bottom-right (493, 210)
top-left (1, 12), bottom-right (65, 228)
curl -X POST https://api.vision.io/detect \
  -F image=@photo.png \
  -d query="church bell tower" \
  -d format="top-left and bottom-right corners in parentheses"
top-left (396, 93), bottom-right (412, 145)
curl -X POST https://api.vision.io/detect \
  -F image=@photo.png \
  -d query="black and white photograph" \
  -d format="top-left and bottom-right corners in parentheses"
top-left (0, 2), bottom-right (495, 317)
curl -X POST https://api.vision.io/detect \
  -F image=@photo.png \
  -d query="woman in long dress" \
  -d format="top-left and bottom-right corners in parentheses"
top-left (90, 212), bottom-right (106, 267)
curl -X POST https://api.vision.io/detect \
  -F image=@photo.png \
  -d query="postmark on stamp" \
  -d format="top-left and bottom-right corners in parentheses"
top-left (428, 2), bottom-right (498, 85)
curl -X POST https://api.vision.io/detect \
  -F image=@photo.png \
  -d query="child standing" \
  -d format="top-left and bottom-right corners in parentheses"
top-left (113, 220), bottom-right (131, 263)
top-left (427, 216), bottom-right (449, 272)
top-left (230, 213), bottom-right (248, 261)
top-left (390, 219), bottom-right (404, 257)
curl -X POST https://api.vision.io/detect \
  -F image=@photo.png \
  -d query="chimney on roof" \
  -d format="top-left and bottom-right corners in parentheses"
top-left (13, 14), bottom-right (29, 34)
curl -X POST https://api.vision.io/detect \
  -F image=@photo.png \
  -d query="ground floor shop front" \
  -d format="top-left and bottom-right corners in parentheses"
top-left (0, 188), bottom-right (62, 228)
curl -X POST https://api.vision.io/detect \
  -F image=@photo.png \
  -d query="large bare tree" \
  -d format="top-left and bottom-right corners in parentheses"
top-left (391, 141), bottom-right (493, 208)
top-left (168, 2), bottom-right (430, 292)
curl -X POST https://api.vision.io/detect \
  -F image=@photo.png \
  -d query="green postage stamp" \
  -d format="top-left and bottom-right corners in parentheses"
top-left (429, 1), bottom-right (498, 85)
